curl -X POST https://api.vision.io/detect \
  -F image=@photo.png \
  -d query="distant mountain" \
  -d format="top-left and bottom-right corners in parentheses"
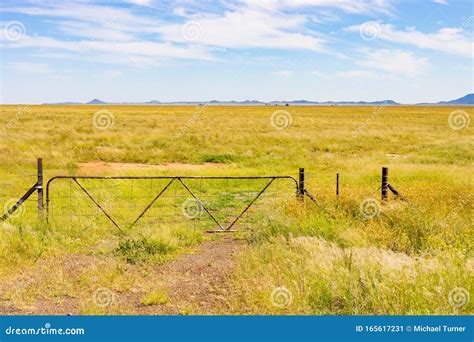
top-left (44, 98), bottom-right (400, 106)
top-left (87, 98), bottom-right (107, 104)
top-left (270, 99), bottom-right (399, 105)
top-left (437, 93), bottom-right (474, 105)
top-left (48, 101), bottom-right (81, 105)
top-left (44, 94), bottom-right (473, 106)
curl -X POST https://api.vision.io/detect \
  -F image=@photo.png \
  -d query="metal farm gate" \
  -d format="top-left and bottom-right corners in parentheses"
top-left (1, 159), bottom-right (404, 231)
top-left (45, 175), bottom-right (300, 232)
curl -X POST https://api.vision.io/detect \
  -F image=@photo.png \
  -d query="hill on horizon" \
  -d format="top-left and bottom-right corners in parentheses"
top-left (43, 93), bottom-right (474, 106)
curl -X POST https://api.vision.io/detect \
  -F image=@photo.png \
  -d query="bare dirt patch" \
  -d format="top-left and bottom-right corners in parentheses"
top-left (133, 237), bottom-right (243, 315)
top-left (0, 237), bottom-right (243, 315)
top-left (77, 161), bottom-right (228, 174)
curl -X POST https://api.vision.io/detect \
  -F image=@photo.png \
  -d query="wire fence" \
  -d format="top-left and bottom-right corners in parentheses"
top-left (0, 167), bottom-right (39, 224)
top-left (1, 159), bottom-right (472, 231)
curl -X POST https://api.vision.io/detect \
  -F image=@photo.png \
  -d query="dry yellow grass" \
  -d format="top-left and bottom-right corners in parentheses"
top-left (0, 104), bottom-right (472, 314)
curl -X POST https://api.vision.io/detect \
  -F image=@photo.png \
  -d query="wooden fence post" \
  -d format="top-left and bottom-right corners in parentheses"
top-left (381, 167), bottom-right (388, 202)
top-left (336, 173), bottom-right (339, 197)
top-left (298, 168), bottom-right (305, 201)
top-left (37, 158), bottom-right (44, 220)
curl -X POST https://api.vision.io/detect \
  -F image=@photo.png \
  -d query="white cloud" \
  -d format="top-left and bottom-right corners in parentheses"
top-left (102, 70), bottom-right (123, 78)
top-left (245, 0), bottom-right (393, 15)
top-left (433, 0), bottom-right (449, 4)
top-left (356, 49), bottom-right (430, 77)
top-left (1, 34), bottom-right (216, 63)
top-left (1, 2), bottom-right (164, 43)
top-left (56, 20), bottom-right (136, 42)
top-left (1, 3), bottom-right (157, 29)
top-left (173, 7), bottom-right (189, 17)
top-left (311, 70), bottom-right (329, 79)
top-left (1, 0), bottom-right (330, 63)
top-left (159, 7), bottom-right (326, 52)
top-left (272, 70), bottom-right (293, 77)
top-left (8, 62), bottom-right (52, 73)
top-left (346, 22), bottom-right (473, 58)
top-left (126, 0), bottom-right (152, 6)
top-left (336, 70), bottom-right (377, 78)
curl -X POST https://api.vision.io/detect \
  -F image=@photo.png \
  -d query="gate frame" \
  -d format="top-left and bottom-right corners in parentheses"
top-left (45, 175), bottom-right (299, 231)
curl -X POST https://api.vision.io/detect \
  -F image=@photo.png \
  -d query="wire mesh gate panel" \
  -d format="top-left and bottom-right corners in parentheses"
top-left (46, 176), bottom-right (298, 231)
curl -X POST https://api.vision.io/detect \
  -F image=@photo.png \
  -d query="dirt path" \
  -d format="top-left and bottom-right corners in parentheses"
top-left (133, 237), bottom-right (242, 314)
top-left (0, 237), bottom-right (244, 315)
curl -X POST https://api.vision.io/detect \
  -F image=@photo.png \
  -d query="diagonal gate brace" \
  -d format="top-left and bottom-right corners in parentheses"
top-left (225, 178), bottom-right (275, 231)
top-left (179, 177), bottom-right (276, 232)
top-left (129, 178), bottom-right (176, 228)
top-left (178, 178), bottom-right (225, 230)
top-left (72, 178), bottom-right (123, 233)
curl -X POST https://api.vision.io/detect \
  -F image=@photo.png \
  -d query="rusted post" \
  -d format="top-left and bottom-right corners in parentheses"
top-left (298, 168), bottom-right (305, 201)
top-left (37, 158), bottom-right (44, 220)
top-left (336, 173), bottom-right (339, 197)
top-left (381, 167), bottom-right (388, 202)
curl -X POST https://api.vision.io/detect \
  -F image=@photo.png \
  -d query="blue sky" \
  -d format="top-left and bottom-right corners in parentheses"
top-left (0, 0), bottom-right (472, 104)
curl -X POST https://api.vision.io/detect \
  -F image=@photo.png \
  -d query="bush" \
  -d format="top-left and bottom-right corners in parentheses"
top-left (115, 237), bottom-right (175, 264)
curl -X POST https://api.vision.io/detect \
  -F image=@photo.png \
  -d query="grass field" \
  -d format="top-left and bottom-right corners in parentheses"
top-left (0, 104), bottom-right (472, 315)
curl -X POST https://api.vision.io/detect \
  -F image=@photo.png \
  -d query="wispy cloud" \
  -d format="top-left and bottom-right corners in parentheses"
top-left (0, 0), bottom-right (471, 104)
top-left (1, 2), bottom-right (158, 28)
top-left (355, 49), bottom-right (430, 77)
top-left (336, 69), bottom-right (377, 78)
top-left (1, 2), bottom-right (162, 42)
top-left (346, 22), bottom-right (473, 58)
top-left (126, 0), bottom-right (153, 6)
top-left (159, 6), bottom-right (327, 52)
top-left (8, 62), bottom-right (52, 73)
top-left (0, 0), bottom-right (398, 65)
top-left (1, 0), bottom-right (333, 65)
top-left (271, 70), bottom-right (293, 77)
top-left (311, 70), bottom-right (330, 79)
top-left (245, 0), bottom-right (394, 15)
top-left (0, 33), bottom-right (216, 63)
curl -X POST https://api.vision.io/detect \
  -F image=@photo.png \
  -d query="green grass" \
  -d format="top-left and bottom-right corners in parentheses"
top-left (200, 153), bottom-right (237, 163)
top-left (116, 237), bottom-right (176, 264)
top-left (140, 291), bottom-right (169, 306)
top-left (0, 104), bottom-right (472, 314)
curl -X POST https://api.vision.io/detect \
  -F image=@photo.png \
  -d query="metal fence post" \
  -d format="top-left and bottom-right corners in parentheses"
top-left (381, 167), bottom-right (388, 202)
top-left (298, 168), bottom-right (305, 201)
top-left (37, 158), bottom-right (44, 220)
top-left (336, 173), bottom-right (339, 197)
